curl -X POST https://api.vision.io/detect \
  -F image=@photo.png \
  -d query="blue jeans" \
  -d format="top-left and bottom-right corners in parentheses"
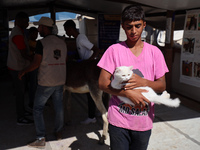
top-left (27, 69), bottom-right (38, 109)
top-left (33, 85), bottom-right (64, 138)
top-left (109, 124), bottom-right (151, 150)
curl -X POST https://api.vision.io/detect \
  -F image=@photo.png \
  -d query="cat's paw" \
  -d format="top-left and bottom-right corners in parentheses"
top-left (161, 91), bottom-right (170, 98)
top-left (173, 98), bottom-right (181, 107)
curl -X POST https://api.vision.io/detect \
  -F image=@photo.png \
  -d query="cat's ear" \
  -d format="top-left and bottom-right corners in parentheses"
top-left (115, 67), bottom-right (120, 73)
top-left (129, 66), bottom-right (133, 70)
top-left (115, 67), bottom-right (122, 73)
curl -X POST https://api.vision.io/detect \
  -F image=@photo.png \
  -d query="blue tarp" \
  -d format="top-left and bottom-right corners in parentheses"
top-left (29, 12), bottom-right (77, 22)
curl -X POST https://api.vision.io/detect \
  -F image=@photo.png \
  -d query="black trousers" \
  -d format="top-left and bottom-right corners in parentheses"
top-left (86, 93), bottom-right (96, 118)
top-left (9, 70), bottom-right (27, 120)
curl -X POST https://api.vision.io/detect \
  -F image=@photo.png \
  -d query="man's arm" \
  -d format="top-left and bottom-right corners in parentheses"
top-left (18, 54), bottom-right (42, 80)
top-left (123, 74), bottom-right (166, 93)
top-left (89, 45), bottom-right (100, 60)
top-left (98, 69), bottom-right (150, 106)
top-left (20, 49), bottom-right (33, 61)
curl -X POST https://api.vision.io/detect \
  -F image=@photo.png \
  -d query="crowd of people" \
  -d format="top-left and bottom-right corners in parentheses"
top-left (7, 5), bottom-right (168, 150)
top-left (8, 11), bottom-right (101, 148)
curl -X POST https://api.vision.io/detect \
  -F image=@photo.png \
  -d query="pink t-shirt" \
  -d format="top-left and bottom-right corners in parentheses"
top-left (97, 41), bottom-right (169, 131)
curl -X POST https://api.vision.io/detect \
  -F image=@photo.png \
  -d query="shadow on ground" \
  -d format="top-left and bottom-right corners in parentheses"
top-left (0, 72), bottom-right (200, 150)
top-left (0, 73), bottom-right (110, 150)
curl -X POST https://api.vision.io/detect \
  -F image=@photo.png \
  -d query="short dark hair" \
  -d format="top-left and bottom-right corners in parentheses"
top-left (15, 11), bottom-right (29, 20)
top-left (121, 5), bottom-right (145, 23)
top-left (28, 27), bottom-right (38, 33)
top-left (63, 20), bottom-right (76, 29)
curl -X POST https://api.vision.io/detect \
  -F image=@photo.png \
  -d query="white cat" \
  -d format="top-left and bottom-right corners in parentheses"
top-left (111, 66), bottom-right (180, 107)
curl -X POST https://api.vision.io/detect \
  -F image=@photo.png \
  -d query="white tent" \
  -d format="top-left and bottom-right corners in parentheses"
top-left (1, 0), bottom-right (200, 30)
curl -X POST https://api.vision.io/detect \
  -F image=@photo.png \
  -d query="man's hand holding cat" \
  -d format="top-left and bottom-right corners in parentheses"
top-left (124, 89), bottom-right (150, 106)
top-left (123, 73), bottom-right (147, 90)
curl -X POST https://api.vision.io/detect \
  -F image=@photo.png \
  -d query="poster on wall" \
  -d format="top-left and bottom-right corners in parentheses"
top-left (180, 9), bottom-right (200, 87)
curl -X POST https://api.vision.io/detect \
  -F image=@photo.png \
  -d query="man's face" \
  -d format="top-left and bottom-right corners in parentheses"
top-left (122, 20), bottom-right (146, 42)
top-left (17, 18), bottom-right (29, 29)
top-left (23, 18), bottom-right (29, 29)
top-left (64, 27), bottom-right (72, 37)
top-left (38, 25), bottom-right (45, 37)
top-left (30, 30), bottom-right (38, 40)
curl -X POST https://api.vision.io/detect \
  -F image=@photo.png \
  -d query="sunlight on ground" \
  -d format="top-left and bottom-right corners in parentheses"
top-left (9, 130), bottom-right (110, 150)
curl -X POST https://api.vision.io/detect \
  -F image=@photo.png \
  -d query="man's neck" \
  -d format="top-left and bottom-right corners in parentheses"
top-left (125, 38), bottom-right (143, 48)
top-left (43, 33), bottom-right (52, 38)
top-left (16, 25), bottom-right (24, 33)
top-left (125, 39), bottom-right (144, 57)
top-left (73, 31), bottom-right (79, 39)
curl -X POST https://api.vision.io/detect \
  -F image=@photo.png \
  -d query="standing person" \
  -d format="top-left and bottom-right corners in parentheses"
top-left (98, 5), bottom-right (169, 150)
top-left (63, 20), bottom-right (99, 60)
top-left (27, 27), bottom-right (39, 110)
top-left (28, 27), bottom-right (38, 57)
top-left (7, 11), bottom-right (33, 125)
top-left (18, 17), bottom-right (67, 148)
top-left (63, 20), bottom-right (100, 124)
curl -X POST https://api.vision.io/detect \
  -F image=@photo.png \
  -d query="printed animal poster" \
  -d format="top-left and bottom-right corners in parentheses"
top-left (180, 9), bottom-right (200, 87)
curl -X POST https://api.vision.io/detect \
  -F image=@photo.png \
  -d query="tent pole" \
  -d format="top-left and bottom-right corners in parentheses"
top-left (164, 10), bottom-right (175, 92)
top-left (49, 1), bottom-right (56, 24)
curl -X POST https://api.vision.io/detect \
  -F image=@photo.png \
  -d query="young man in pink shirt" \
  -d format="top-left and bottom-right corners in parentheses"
top-left (98, 5), bottom-right (169, 150)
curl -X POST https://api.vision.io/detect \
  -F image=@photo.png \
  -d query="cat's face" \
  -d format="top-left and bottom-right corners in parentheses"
top-left (114, 66), bottom-right (133, 81)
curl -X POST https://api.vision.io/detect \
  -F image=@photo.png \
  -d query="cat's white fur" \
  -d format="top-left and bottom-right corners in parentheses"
top-left (111, 66), bottom-right (180, 107)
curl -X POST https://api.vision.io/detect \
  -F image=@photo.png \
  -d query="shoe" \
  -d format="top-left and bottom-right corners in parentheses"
top-left (55, 131), bottom-right (62, 140)
top-left (28, 104), bottom-right (33, 110)
top-left (81, 117), bottom-right (97, 125)
top-left (28, 137), bottom-right (45, 148)
top-left (24, 111), bottom-right (33, 116)
top-left (17, 117), bottom-right (34, 125)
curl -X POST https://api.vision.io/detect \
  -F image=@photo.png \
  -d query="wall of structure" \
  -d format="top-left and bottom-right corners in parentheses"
top-left (171, 51), bottom-right (200, 102)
